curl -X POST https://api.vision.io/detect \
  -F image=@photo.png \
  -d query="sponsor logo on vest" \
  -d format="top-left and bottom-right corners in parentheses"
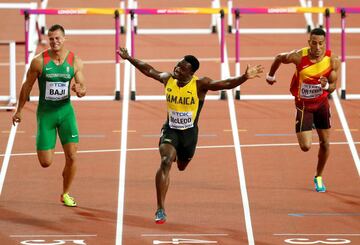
top-left (166, 94), bottom-right (195, 105)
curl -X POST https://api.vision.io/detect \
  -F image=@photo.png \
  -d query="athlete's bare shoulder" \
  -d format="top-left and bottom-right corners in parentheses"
top-left (30, 52), bottom-right (44, 72)
top-left (330, 54), bottom-right (340, 70)
top-left (285, 49), bottom-right (302, 64)
top-left (160, 72), bottom-right (172, 85)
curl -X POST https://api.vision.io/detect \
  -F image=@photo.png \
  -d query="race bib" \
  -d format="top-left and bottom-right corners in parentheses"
top-left (300, 83), bottom-right (323, 99)
top-left (45, 81), bottom-right (69, 101)
top-left (169, 110), bottom-right (193, 130)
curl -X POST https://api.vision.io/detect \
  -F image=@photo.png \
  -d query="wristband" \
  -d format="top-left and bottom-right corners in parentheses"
top-left (323, 82), bottom-right (330, 90)
top-left (266, 73), bottom-right (276, 82)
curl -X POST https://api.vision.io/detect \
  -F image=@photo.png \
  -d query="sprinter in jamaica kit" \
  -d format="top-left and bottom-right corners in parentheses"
top-left (118, 47), bottom-right (263, 224)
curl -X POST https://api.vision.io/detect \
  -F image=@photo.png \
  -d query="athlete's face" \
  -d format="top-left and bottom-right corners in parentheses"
top-left (48, 29), bottom-right (65, 52)
top-left (308, 34), bottom-right (325, 58)
top-left (173, 59), bottom-right (193, 81)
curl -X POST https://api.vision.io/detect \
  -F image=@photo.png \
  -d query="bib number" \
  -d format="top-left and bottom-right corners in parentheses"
top-left (45, 81), bottom-right (69, 101)
top-left (300, 83), bottom-right (323, 99)
top-left (169, 111), bottom-right (193, 130)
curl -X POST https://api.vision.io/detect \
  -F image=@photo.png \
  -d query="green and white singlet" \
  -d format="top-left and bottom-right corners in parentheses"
top-left (36, 49), bottom-right (79, 150)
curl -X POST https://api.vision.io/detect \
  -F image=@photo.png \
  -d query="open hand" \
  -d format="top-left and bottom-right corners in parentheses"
top-left (245, 64), bottom-right (264, 79)
top-left (117, 47), bottom-right (130, 60)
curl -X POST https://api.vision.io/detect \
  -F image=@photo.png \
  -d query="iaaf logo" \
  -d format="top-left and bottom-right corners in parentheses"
top-left (268, 7), bottom-right (296, 13)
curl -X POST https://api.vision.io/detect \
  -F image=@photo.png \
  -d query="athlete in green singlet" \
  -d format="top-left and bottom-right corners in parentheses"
top-left (12, 24), bottom-right (86, 207)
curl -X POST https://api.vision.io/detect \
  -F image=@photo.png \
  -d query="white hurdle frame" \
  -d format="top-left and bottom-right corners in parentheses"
top-left (128, 0), bottom-right (220, 35)
top-left (0, 2), bottom-right (37, 110)
top-left (228, 0), bottom-right (325, 34)
top-left (24, 8), bottom-right (122, 101)
top-left (126, 8), bottom-right (226, 101)
top-left (339, 8), bottom-right (360, 100)
top-left (0, 41), bottom-right (16, 110)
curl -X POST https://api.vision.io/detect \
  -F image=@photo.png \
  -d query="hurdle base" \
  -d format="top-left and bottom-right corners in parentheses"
top-left (235, 90), bottom-right (240, 100)
top-left (220, 91), bottom-right (227, 100)
top-left (115, 91), bottom-right (121, 100)
top-left (341, 90), bottom-right (346, 99)
top-left (307, 25), bottom-right (312, 33)
top-left (131, 91), bottom-right (136, 101)
top-left (121, 26), bottom-right (125, 34)
top-left (211, 25), bottom-right (217, 33)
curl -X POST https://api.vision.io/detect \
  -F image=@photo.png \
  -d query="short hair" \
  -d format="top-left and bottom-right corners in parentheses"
top-left (184, 55), bottom-right (200, 73)
top-left (48, 24), bottom-right (65, 35)
top-left (310, 28), bottom-right (326, 37)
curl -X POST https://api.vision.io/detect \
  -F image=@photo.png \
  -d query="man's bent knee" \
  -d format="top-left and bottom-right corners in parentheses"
top-left (39, 160), bottom-right (51, 168)
top-left (177, 160), bottom-right (191, 171)
top-left (299, 143), bottom-right (311, 152)
top-left (319, 141), bottom-right (330, 150)
top-left (37, 150), bottom-right (54, 168)
top-left (160, 156), bottom-right (173, 170)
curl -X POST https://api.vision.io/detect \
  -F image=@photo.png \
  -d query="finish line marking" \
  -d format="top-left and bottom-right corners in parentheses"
top-left (288, 212), bottom-right (360, 217)
top-left (10, 235), bottom-right (97, 237)
top-left (141, 234), bottom-right (229, 237)
top-left (274, 234), bottom-right (360, 236)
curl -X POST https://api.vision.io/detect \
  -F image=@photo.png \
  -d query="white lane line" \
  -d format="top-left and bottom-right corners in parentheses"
top-left (141, 234), bottom-right (229, 237)
top-left (0, 124), bottom-right (17, 196)
top-left (10, 234), bottom-right (97, 237)
top-left (218, 14), bottom-right (255, 245)
top-left (332, 92), bottom-right (360, 176)
top-left (115, 11), bottom-right (132, 245)
top-left (1, 141), bottom-right (359, 157)
top-left (274, 234), bottom-right (360, 236)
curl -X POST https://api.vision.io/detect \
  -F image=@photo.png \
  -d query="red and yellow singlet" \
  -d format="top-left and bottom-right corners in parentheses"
top-left (290, 47), bottom-right (332, 107)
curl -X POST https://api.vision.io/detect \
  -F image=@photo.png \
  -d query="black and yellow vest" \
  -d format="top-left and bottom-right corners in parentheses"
top-left (165, 75), bottom-right (204, 130)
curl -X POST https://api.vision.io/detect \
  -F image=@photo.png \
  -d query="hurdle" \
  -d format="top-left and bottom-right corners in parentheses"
top-left (129, 0), bottom-right (220, 35)
top-left (125, 8), bottom-right (227, 101)
top-left (231, 6), bottom-right (334, 100)
top-left (0, 2), bottom-right (38, 110)
top-left (21, 8), bottom-right (124, 101)
top-left (338, 7), bottom-right (360, 100)
top-left (227, 0), bottom-right (325, 34)
top-left (0, 41), bottom-right (17, 110)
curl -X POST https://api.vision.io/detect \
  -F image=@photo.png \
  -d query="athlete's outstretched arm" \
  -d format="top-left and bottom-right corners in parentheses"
top-left (117, 47), bottom-right (170, 83)
top-left (198, 64), bottom-right (263, 91)
top-left (72, 56), bottom-right (86, 97)
top-left (266, 50), bottom-right (301, 85)
top-left (12, 56), bottom-right (41, 125)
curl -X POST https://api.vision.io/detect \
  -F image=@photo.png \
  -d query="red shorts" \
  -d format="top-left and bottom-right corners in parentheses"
top-left (295, 98), bottom-right (331, 133)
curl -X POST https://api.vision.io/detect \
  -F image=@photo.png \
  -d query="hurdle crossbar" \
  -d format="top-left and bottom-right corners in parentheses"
top-left (130, 0), bottom-right (221, 34)
top-left (126, 8), bottom-right (227, 101)
top-left (21, 8), bottom-right (124, 101)
top-left (338, 7), bottom-right (360, 100)
top-left (232, 6), bottom-right (333, 99)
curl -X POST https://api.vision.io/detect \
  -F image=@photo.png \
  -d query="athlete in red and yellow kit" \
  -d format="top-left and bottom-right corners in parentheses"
top-left (118, 47), bottom-right (264, 224)
top-left (12, 24), bottom-right (86, 207)
top-left (266, 28), bottom-right (340, 193)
